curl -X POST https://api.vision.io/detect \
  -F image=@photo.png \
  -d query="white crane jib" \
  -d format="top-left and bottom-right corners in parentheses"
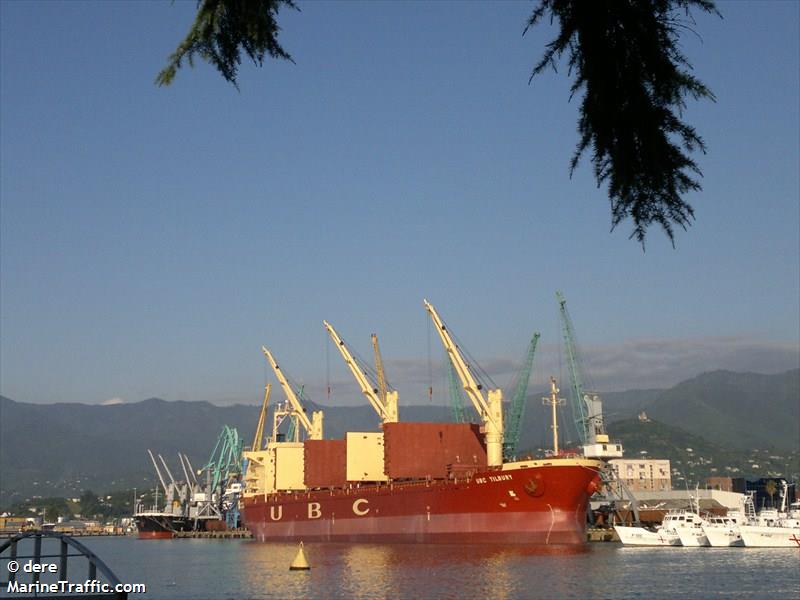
top-left (147, 449), bottom-right (169, 495)
top-left (423, 299), bottom-right (504, 467)
top-left (261, 346), bottom-right (324, 440)
top-left (323, 320), bottom-right (399, 423)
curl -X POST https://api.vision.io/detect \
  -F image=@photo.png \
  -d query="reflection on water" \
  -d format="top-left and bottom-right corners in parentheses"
top-left (42, 537), bottom-right (800, 600)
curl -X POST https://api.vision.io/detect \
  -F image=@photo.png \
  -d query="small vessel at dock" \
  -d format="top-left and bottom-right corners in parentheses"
top-left (702, 513), bottom-right (748, 547)
top-left (739, 482), bottom-right (800, 547)
top-left (614, 510), bottom-right (709, 546)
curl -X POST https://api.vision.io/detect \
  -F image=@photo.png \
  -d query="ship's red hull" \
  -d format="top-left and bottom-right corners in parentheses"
top-left (137, 530), bottom-right (174, 540)
top-left (243, 460), bottom-right (601, 545)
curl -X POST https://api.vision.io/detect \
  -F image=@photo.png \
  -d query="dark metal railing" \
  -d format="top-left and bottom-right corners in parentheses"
top-left (0, 531), bottom-right (127, 598)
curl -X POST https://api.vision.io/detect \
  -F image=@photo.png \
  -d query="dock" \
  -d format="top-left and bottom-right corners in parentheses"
top-left (587, 527), bottom-right (619, 542)
top-left (174, 529), bottom-right (253, 539)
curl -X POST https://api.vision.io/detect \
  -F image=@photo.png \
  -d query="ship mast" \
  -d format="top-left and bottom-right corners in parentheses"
top-left (542, 377), bottom-right (565, 455)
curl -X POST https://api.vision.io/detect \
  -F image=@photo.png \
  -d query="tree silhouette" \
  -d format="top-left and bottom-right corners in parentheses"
top-left (156, 0), bottom-right (297, 89)
top-left (157, 0), bottom-right (719, 246)
top-left (526, 0), bottom-right (719, 245)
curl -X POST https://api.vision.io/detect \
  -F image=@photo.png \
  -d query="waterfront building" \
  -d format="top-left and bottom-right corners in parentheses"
top-left (608, 459), bottom-right (671, 492)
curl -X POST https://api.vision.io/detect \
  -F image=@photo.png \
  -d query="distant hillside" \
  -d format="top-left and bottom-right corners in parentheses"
top-left (0, 396), bottom-right (451, 503)
top-left (600, 388), bottom-right (665, 421)
top-left (609, 417), bottom-right (799, 483)
top-left (1, 368), bottom-right (797, 503)
top-left (0, 397), bottom-right (258, 504)
top-left (626, 369), bottom-right (799, 451)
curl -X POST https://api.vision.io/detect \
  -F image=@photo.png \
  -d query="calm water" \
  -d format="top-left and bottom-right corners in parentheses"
top-left (6, 537), bottom-right (800, 599)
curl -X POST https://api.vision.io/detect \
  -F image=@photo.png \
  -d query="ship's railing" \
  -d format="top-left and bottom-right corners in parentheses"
top-left (264, 475), bottom-right (477, 503)
top-left (0, 531), bottom-right (127, 599)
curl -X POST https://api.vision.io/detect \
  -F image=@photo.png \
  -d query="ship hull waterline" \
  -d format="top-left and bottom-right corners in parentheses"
top-left (134, 514), bottom-right (222, 540)
top-left (243, 460), bottom-right (602, 545)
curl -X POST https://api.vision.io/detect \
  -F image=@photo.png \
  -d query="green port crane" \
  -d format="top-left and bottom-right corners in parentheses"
top-left (200, 425), bottom-right (244, 528)
top-left (502, 332), bottom-right (540, 460)
top-left (557, 291), bottom-right (595, 445)
top-left (556, 292), bottom-right (623, 461)
top-left (202, 425), bottom-right (243, 493)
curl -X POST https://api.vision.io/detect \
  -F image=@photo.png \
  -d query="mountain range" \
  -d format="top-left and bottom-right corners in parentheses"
top-left (1, 368), bottom-right (797, 505)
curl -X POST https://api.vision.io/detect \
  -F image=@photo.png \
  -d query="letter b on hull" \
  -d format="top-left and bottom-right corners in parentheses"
top-left (308, 502), bottom-right (322, 519)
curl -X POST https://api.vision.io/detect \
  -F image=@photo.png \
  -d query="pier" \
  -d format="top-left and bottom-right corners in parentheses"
top-left (587, 527), bottom-right (619, 542)
top-left (174, 529), bottom-right (253, 539)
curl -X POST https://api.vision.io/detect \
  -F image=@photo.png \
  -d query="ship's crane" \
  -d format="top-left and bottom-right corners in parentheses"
top-left (147, 449), bottom-right (169, 496)
top-left (371, 334), bottom-right (389, 409)
top-left (251, 384), bottom-right (272, 451)
top-left (323, 321), bottom-right (399, 423)
top-left (424, 299), bottom-right (504, 467)
top-left (147, 450), bottom-right (191, 506)
top-left (447, 358), bottom-right (468, 423)
top-left (503, 332), bottom-right (540, 460)
top-left (556, 292), bottom-right (623, 463)
top-left (262, 346), bottom-right (324, 440)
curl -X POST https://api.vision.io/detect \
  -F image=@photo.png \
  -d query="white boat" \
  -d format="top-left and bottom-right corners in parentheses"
top-left (735, 481), bottom-right (800, 548)
top-left (675, 513), bottom-right (712, 547)
top-left (739, 494), bottom-right (800, 548)
top-left (701, 493), bottom-right (754, 547)
top-left (615, 524), bottom-right (681, 546)
top-left (615, 510), bottom-right (706, 546)
top-left (701, 512), bottom-right (748, 547)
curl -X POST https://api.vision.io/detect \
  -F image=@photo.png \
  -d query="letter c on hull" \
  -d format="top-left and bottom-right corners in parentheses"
top-left (270, 505), bottom-right (283, 521)
top-left (352, 499), bottom-right (369, 516)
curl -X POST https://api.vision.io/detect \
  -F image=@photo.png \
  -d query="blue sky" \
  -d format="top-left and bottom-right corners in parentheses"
top-left (1, 1), bottom-right (798, 407)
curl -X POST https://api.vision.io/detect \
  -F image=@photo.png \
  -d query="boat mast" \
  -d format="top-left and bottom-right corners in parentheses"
top-left (543, 377), bottom-right (565, 455)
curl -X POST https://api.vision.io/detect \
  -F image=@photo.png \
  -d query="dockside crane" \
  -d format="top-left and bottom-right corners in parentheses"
top-left (424, 300), bottom-right (504, 467)
top-left (199, 425), bottom-right (244, 528)
top-left (557, 291), bottom-right (591, 444)
top-left (262, 346), bottom-right (324, 440)
top-left (556, 291), bottom-right (622, 459)
top-left (503, 332), bottom-right (540, 460)
top-left (323, 321), bottom-right (399, 424)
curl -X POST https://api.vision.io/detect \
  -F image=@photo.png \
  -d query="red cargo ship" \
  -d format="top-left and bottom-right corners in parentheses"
top-left (242, 457), bottom-right (602, 544)
top-left (243, 304), bottom-right (605, 545)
